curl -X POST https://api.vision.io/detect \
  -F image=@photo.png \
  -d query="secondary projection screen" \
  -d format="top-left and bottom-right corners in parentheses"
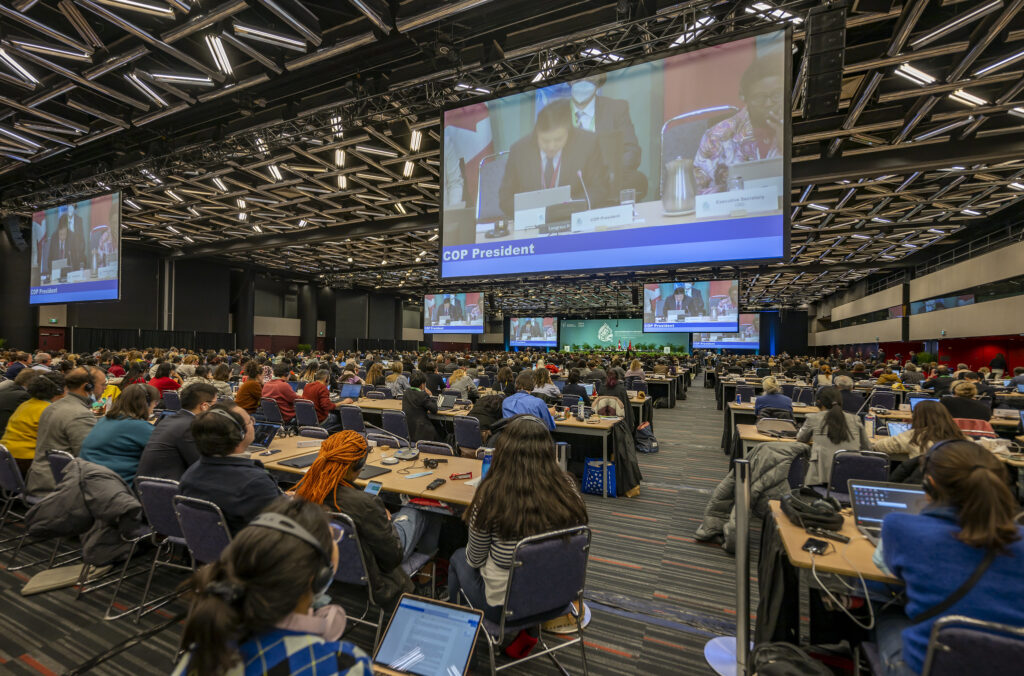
top-left (424, 292), bottom-right (484, 333)
top-left (643, 280), bottom-right (739, 332)
top-left (510, 317), bottom-right (558, 347)
top-left (440, 29), bottom-right (789, 279)
top-left (30, 192), bottom-right (121, 304)
top-left (692, 313), bottom-right (761, 349)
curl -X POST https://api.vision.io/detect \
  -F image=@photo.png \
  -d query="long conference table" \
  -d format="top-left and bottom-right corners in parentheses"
top-left (348, 397), bottom-right (622, 498)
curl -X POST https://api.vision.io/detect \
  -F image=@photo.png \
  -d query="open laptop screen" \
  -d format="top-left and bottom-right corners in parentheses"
top-left (340, 384), bottom-right (363, 399)
top-left (583, 383), bottom-right (596, 396)
top-left (909, 397), bottom-right (938, 411)
top-left (374, 595), bottom-right (482, 676)
top-left (849, 480), bottom-right (928, 529)
top-left (886, 421), bottom-right (911, 437)
top-left (250, 423), bottom-right (279, 449)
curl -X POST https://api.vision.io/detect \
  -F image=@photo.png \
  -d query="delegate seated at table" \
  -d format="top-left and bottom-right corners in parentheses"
top-left (498, 98), bottom-right (610, 220)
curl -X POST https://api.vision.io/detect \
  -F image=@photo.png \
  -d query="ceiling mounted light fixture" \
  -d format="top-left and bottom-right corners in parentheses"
top-left (205, 34), bottom-right (232, 76)
top-left (909, 0), bottom-right (1004, 51)
top-left (150, 72), bottom-right (214, 86)
top-left (337, 174), bottom-right (347, 189)
top-left (94, 0), bottom-right (175, 18)
top-left (233, 22), bottom-right (306, 51)
top-left (212, 177), bottom-right (227, 192)
top-left (894, 63), bottom-right (935, 85)
top-left (409, 129), bottom-right (422, 152)
top-left (334, 149), bottom-right (345, 167)
top-left (268, 164), bottom-right (282, 181)
top-left (124, 72), bottom-right (167, 106)
top-left (0, 48), bottom-right (38, 84)
top-left (402, 161), bottom-right (414, 178)
top-left (355, 144), bottom-right (398, 158)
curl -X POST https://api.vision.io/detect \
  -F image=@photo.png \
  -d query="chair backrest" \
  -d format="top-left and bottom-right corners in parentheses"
top-left (415, 440), bottom-right (454, 456)
top-left (840, 390), bottom-right (865, 414)
top-left (502, 526), bottom-right (591, 626)
top-left (735, 385), bottom-right (755, 403)
top-left (633, 381), bottom-right (649, 394)
top-left (47, 450), bottom-right (74, 485)
top-left (953, 418), bottom-right (998, 438)
top-left (373, 386), bottom-right (393, 399)
top-left (755, 368), bottom-right (771, 378)
top-left (792, 387), bottom-right (815, 405)
top-left (173, 495), bottom-right (233, 564)
top-left (453, 416), bottom-right (484, 450)
top-left (293, 399), bottom-right (320, 427)
top-left (922, 615), bottom-right (1024, 676)
top-left (660, 106), bottom-right (738, 179)
top-left (476, 152), bottom-right (510, 223)
top-left (298, 426), bottom-right (329, 439)
top-left (326, 511), bottom-right (373, 594)
top-left (780, 384), bottom-right (796, 398)
top-left (787, 455), bottom-right (806, 489)
top-left (476, 374), bottom-right (491, 388)
top-left (381, 410), bottom-right (410, 441)
top-left (828, 450), bottom-right (889, 493)
top-left (0, 444), bottom-right (26, 495)
top-left (868, 391), bottom-right (897, 411)
top-left (136, 477), bottom-right (183, 539)
top-left (338, 405), bottom-right (366, 434)
top-left (366, 391), bottom-right (385, 400)
top-left (561, 394), bottom-right (582, 408)
top-left (163, 389), bottom-right (181, 411)
top-left (367, 432), bottom-right (404, 448)
top-left (361, 385), bottom-right (374, 397)
top-left (260, 397), bottom-right (284, 424)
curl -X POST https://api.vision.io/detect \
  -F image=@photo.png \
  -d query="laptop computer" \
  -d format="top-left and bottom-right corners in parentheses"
top-left (372, 594), bottom-right (483, 676)
top-left (513, 185), bottom-right (571, 229)
top-left (1018, 383), bottom-right (1024, 394)
top-left (848, 480), bottom-right (928, 546)
top-left (886, 421), bottom-right (911, 437)
top-left (287, 381), bottom-right (303, 392)
top-left (248, 423), bottom-right (280, 452)
top-left (1020, 410), bottom-right (1024, 430)
top-left (583, 383), bottom-right (596, 397)
top-left (340, 383), bottom-right (363, 399)
top-left (436, 393), bottom-right (458, 410)
top-left (909, 396), bottom-right (938, 411)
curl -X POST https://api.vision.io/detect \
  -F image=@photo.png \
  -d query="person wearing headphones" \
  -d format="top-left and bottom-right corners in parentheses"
top-left (753, 376), bottom-right (793, 415)
top-left (872, 440), bottom-right (1024, 676)
top-left (173, 495), bottom-right (372, 676)
top-left (448, 416), bottom-right (588, 659)
top-left (79, 383), bottom-right (159, 484)
top-left (25, 365), bottom-right (107, 495)
top-left (293, 431), bottom-right (441, 609)
top-left (179, 402), bottom-right (281, 534)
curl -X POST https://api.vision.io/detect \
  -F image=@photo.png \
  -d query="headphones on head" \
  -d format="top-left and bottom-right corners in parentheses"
top-left (249, 513), bottom-right (334, 595)
top-left (83, 365), bottom-right (97, 392)
top-left (921, 439), bottom-right (959, 497)
top-left (208, 407), bottom-right (245, 444)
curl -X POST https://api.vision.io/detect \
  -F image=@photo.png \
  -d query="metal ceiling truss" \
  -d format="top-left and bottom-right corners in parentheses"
top-left (2, 0), bottom-right (1024, 313)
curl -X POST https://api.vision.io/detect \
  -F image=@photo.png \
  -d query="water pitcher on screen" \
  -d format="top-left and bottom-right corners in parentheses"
top-left (662, 158), bottom-right (696, 213)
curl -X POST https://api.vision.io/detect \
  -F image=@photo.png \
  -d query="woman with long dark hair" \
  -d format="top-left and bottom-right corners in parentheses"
top-left (173, 496), bottom-right (371, 676)
top-left (448, 416), bottom-right (587, 656)
top-left (495, 366), bottom-right (515, 396)
top-left (795, 386), bottom-right (871, 485)
top-left (872, 440), bottom-right (1024, 676)
top-left (874, 400), bottom-right (965, 482)
top-left (121, 361), bottom-right (147, 388)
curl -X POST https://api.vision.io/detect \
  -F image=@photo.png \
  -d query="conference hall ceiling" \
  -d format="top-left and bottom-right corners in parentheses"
top-left (2, 0), bottom-right (1024, 315)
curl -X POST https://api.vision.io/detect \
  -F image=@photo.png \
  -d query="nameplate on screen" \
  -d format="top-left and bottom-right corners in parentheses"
top-left (696, 187), bottom-right (776, 219)
top-left (514, 207), bottom-right (546, 229)
top-left (571, 204), bottom-right (635, 232)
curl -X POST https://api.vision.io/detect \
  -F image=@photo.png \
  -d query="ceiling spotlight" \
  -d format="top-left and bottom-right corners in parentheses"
top-left (334, 149), bottom-right (345, 167)
top-left (337, 174), bottom-right (347, 189)
top-left (233, 22), bottom-right (306, 51)
top-left (205, 34), bottom-right (233, 76)
top-left (212, 177), bottom-right (227, 192)
top-left (347, 256), bottom-right (353, 263)
top-left (403, 160), bottom-right (414, 178)
top-left (124, 72), bottom-right (167, 106)
top-left (94, 0), bottom-right (174, 18)
top-left (355, 144), bottom-right (399, 158)
top-left (409, 129), bottom-right (422, 152)
top-left (268, 164), bottom-right (282, 181)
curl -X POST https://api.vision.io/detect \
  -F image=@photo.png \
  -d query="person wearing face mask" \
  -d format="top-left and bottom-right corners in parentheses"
top-left (693, 58), bottom-right (785, 194)
top-left (498, 98), bottom-right (610, 220)
top-left (568, 74), bottom-right (647, 199)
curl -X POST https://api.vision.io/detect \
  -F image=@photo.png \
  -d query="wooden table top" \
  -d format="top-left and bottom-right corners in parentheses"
top-left (728, 402), bottom-right (819, 415)
top-left (349, 397), bottom-right (621, 431)
top-left (768, 500), bottom-right (899, 585)
top-left (260, 435), bottom-right (481, 506)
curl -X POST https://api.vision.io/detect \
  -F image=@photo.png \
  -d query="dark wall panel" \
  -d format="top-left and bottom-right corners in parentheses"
top-left (334, 291), bottom-right (368, 352)
top-left (174, 259), bottom-right (230, 333)
top-left (0, 226), bottom-right (35, 350)
top-left (67, 248), bottom-right (160, 330)
top-left (368, 293), bottom-right (397, 341)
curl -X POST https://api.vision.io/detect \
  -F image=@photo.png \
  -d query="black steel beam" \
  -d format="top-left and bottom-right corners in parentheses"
top-left (174, 213), bottom-right (436, 256)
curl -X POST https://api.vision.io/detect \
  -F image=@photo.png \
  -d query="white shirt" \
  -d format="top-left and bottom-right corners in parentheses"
top-left (572, 98), bottom-right (597, 132)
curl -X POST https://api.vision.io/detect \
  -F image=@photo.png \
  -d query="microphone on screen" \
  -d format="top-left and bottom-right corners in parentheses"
top-left (577, 170), bottom-right (592, 211)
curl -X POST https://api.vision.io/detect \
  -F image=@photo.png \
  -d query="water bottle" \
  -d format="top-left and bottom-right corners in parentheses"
top-left (577, 399), bottom-right (584, 420)
top-left (865, 411), bottom-right (876, 438)
top-left (480, 449), bottom-right (493, 479)
top-left (736, 393), bottom-right (742, 405)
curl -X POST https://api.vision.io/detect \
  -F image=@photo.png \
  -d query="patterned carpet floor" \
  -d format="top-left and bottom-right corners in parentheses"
top-left (0, 377), bottom-right (755, 675)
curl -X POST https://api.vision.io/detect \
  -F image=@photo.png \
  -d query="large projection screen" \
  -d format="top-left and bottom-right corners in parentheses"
top-left (30, 192), bottom-right (121, 304)
top-left (424, 292), bottom-right (484, 334)
top-left (440, 29), bottom-right (789, 278)
top-left (510, 317), bottom-right (558, 347)
top-left (643, 280), bottom-right (740, 333)
top-left (692, 313), bottom-right (761, 349)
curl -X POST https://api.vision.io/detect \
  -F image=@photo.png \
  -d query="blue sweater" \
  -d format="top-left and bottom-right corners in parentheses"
top-left (881, 506), bottom-right (1024, 674)
top-left (753, 392), bottom-right (793, 414)
top-left (79, 417), bottom-right (154, 484)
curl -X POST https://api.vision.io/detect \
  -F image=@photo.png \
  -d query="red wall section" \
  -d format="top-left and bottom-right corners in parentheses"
top-left (827, 335), bottom-right (1024, 370)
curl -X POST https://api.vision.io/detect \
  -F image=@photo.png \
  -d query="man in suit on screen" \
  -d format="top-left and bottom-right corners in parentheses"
top-left (498, 98), bottom-right (610, 220)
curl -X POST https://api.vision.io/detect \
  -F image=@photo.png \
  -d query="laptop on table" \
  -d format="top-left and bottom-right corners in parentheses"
top-left (848, 480), bottom-right (928, 546)
top-left (909, 396), bottom-right (938, 411)
top-left (437, 393), bottom-right (458, 410)
top-left (248, 423), bottom-right (280, 453)
top-left (340, 383), bottom-right (363, 400)
top-left (886, 421), bottom-right (911, 437)
top-left (372, 594), bottom-right (483, 675)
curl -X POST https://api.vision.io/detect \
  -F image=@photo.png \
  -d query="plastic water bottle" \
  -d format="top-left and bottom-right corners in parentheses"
top-left (736, 393), bottom-right (742, 405)
top-left (865, 411), bottom-right (876, 438)
top-left (577, 399), bottom-right (584, 420)
top-left (480, 449), bottom-right (493, 479)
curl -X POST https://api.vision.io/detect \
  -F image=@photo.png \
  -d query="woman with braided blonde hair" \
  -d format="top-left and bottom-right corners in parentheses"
top-left (293, 431), bottom-right (440, 607)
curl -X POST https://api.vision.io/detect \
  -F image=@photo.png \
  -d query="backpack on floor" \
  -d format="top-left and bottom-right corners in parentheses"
top-left (635, 421), bottom-right (659, 453)
top-left (750, 643), bottom-right (832, 676)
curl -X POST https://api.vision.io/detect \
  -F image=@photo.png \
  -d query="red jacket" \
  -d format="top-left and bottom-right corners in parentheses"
top-left (261, 379), bottom-right (298, 422)
top-left (302, 381), bottom-right (335, 423)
